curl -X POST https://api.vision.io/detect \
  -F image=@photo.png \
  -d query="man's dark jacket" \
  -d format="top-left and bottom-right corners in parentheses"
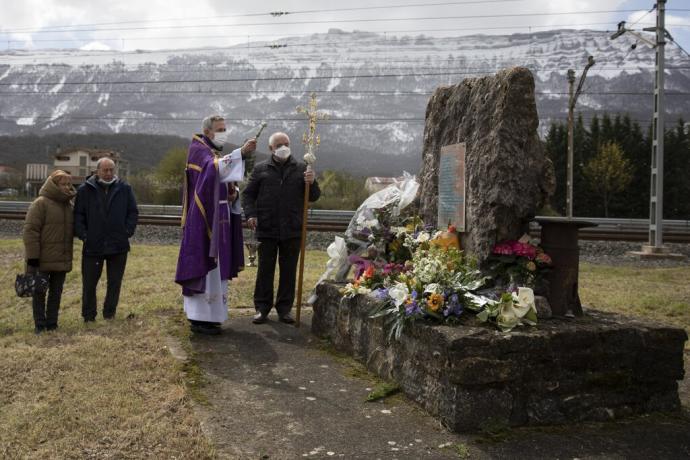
top-left (242, 155), bottom-right (320, 240)
top-left (74, 176), bottom-right (139, 256)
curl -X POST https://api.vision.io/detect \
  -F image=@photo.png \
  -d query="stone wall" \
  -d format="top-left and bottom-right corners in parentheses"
top-left (417, 67), bottom-right (555, 263)
top-left (312, 282), bottom-right (687, 432)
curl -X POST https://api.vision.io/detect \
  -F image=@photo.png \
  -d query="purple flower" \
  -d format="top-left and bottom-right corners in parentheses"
top-left (404, 290), bottom-right (421, 316)
top-left (374, 288), bottom-right (389, 300)
top-left (443, 294), bottom-right (464, 318)
top-left (405, 301), bottom-right (422, 316)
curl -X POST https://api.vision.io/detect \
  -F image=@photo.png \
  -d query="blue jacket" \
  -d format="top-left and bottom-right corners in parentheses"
top-left (74, 176), bottom-right (139, 256)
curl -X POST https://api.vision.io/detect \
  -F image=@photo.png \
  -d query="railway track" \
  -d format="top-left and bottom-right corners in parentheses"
top-left (1, 202), bottom-right (689, 242)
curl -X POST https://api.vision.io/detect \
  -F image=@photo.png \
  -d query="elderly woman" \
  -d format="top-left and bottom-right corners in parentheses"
top-left (23, 170), bottom-right (76, 333)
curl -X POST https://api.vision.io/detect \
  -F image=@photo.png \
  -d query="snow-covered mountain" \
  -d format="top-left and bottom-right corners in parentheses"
top-left (1, 28), bottom-right (688, 164)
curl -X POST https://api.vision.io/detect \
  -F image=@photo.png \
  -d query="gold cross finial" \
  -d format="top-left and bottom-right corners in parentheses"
top-left (297, 92), bottom-right (328, 166)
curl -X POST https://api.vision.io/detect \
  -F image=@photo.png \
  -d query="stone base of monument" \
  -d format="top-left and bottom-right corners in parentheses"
top-left (312, 282), bottom-right (688, 432)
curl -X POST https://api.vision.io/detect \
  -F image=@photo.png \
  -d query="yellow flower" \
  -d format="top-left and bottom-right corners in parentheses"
top-left (526, 261), bottom-right (537, 272)
top-left (427, 293), bottom-right (444, 312)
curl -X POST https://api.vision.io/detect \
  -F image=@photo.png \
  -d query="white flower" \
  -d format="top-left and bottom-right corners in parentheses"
top-left (496, 287), bottom-right (538, 331)
top-left (388, 282), bottom-right (409, 307)
top-left (415, 232), bottom-right (431, 243)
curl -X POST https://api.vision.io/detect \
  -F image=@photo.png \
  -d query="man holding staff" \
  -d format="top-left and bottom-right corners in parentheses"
top-left (242, 132), bottom-right (320, 324)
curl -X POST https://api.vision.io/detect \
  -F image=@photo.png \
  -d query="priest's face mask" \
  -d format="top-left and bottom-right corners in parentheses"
top-left (207, 119), bottom-right (227, 144)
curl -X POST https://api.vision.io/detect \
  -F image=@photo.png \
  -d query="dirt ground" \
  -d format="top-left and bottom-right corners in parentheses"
top-left (181, 310), bottom-right (690, 460)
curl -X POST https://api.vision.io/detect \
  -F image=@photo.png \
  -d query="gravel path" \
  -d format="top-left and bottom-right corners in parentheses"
top-left (2, 219), bottom-right (688, 266)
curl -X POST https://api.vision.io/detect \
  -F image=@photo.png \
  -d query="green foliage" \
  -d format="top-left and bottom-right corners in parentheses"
top-left (583, 141), bottom-right (633, 217)
top-left (153, 147), bottom-right (187, 205)
top-left (545, 113), bottom-right (688, 219)
top-left (365, 382), bottom-right (401, 402)
top-left (311, 169), bottom-right (369, 210)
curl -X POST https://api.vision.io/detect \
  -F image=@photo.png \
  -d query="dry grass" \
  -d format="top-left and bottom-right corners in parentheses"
top-left (1, 237), bottom-right (687, 457)
top-left (579, 262), bottom-right (690, 346)
top-left (0, 239), bottom-right (329, 459)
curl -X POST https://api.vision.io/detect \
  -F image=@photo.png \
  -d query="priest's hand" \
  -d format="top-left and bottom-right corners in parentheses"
top-left (247, 217), bottom-right (257, 230)
top-left (304, 169), bottom-right (315, 185)
top-left (241, 138), bottom-right (257, 158)
top-left (228, 185), bottom-right (238, 203)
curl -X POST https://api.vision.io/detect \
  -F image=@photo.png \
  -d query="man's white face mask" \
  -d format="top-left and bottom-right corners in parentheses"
top-left (98, 175), bottom-right (118, 185)
top-left (213, 131), bottom-right (229, 145)
top-left (274, 145), bottom-right (291, 160)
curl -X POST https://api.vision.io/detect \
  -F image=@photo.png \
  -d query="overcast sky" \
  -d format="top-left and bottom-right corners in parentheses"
top-left (0, 0), bottom-right (688, 55)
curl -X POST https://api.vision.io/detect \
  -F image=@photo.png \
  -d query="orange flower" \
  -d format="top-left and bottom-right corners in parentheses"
top-left (427, 293), bottom-right (444, 312)
top-left (363, 266), bottom-right (375, 279)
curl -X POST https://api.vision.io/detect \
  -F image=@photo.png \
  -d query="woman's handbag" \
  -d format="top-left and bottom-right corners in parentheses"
top-left (15, 272), bottom-right (49, 298)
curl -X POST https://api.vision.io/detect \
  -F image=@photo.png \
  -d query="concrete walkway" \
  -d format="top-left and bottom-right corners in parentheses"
top-left (186, 309), bottom-right (690, 459)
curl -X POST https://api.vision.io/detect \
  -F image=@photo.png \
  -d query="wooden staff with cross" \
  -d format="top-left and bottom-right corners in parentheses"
top-left (294, 93), bottom-right (328, 327)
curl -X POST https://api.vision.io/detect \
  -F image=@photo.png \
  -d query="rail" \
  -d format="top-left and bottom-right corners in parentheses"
top-left (1, 201), bottom-right (689, 242)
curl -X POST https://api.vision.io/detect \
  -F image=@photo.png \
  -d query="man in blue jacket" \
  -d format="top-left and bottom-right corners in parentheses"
top-left (74, 157), bottom-right (138, 322)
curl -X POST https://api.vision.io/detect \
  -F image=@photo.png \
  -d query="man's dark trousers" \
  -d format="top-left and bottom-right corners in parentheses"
top-left (82, 252), bottom-right (128, 320)
top-left (254, 238), bottom-right (301, 316)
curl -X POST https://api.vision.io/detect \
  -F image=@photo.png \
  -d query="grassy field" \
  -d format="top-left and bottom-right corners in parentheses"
top-left (580, 262), bottom-right (690, 341)
top-left (0, 239), bottom-right (687, 457)
top-left (0, 239), bottom-right (328, 459)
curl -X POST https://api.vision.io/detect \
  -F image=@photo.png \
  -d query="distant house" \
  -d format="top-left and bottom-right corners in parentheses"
top-left (53, 147), bottom-right (129, 186)
top-left (25, 163), bottom-right (50, 197)
top-left (24, 147), bottom-right (130, 197)
top-left (364, 176), bottom-right (404, 194)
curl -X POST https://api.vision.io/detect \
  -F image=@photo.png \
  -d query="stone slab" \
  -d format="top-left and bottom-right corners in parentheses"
top-left (312, 282), bottom-right (688, 432)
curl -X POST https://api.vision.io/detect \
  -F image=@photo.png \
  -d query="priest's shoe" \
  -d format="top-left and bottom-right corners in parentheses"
top-left (252, 312), bottom-right (268, 324)
top-left (278, 314), bottom-right (295, 324)
top-left (191, 323), bottom-right (221, 335)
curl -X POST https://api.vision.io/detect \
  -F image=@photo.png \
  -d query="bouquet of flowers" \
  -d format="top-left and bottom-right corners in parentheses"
top-left (486, 234), bottom-right (552, 291)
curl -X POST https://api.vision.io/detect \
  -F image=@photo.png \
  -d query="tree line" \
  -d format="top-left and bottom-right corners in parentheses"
top-left (544, 114), bottom-right (690, 219)
top-left (133, 146), bottom-right (369, 210)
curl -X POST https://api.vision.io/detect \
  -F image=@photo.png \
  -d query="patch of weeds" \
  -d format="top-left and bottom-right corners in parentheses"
top-left (454, 442), bottom-right (471, 459)
top-left (181, 359), bottom-right (210, 406)
top-left (366, 382), bottom-right (400, 402)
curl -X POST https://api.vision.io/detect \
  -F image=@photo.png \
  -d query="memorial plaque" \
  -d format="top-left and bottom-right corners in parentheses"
top-left (437, 143), bottom-right (466, 231)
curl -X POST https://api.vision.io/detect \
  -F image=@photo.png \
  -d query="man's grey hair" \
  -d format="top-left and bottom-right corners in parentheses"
top-left (268, 132), bottom-right (290, 148)
top-left (202, 115), bottom-right (225, 131)
top-left (96, 157), bottom-right (116, 170)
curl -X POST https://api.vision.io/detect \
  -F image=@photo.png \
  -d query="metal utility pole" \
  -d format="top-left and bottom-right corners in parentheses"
top-left (566, 56), bottom-right (595, 218)
top-left (646, 0), bottom-right (667, 251)
top-left (611, 1), bottom-right (674, 254)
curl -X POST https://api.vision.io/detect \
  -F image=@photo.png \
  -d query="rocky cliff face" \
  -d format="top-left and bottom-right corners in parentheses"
top-left (418, 67), bottom-right (555, 262)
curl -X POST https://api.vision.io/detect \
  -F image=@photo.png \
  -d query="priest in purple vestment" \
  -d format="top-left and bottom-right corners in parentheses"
top-left (175, 115), bottom-right (256, 335)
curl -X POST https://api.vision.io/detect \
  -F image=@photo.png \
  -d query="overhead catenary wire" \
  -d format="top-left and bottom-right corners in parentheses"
top-left (2, 65), bottom-right (689, 87)
top-left (4, 9), bottom-right (689, 35)
top-left (7, 21), bottom-right (687, 45)
top-left (0, 0), bottom-right (527, 34)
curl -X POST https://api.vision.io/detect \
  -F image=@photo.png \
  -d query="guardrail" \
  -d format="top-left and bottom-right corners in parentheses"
top-left (1, 201), bottom-right (689, 242)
